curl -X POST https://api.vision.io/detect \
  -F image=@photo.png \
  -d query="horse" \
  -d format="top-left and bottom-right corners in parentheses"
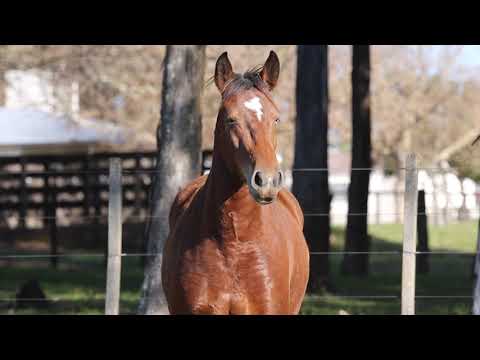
top-left (161, 51), bottom-right (309, 315)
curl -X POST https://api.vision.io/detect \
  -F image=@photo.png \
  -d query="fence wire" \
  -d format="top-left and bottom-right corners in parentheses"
top-left (0, 295), bottom-right (474, 304)
top-left (4, 210), bottom-right (480, 223)
top-left (0, 166), bottom-right (465, 177)
top-left (1, 163), bottom-right (479, 314)
top-left (0, 250), bottom-right (479, 261)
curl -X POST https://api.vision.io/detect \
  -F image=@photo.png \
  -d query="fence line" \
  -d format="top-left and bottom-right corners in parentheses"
top-left (0, 295), bottom-right (475, 303)
top-left (5, 210), bottom-right (480, 223)
top-left (1, 250), bottom-right (479, 260)
top-left (0, 168), bottom-right (378, 176)
top-left (2, 153), bottom-right (479, 315)
top-left (0, 166), bottom-right (471, 176)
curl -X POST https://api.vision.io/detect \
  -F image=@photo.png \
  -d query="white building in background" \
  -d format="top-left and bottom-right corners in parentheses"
top-left (328, 150), bottom-right (480, 225)
top-left (0, 69), bottom-right (157, 156)
top-left (0, 69), bottom-right (126, 156)
top-left (260, 146), bottom-right (480, 226)
top-left (0, 107), bottom-right (131, 156)
top-left (0, 69), bottom-right (155, 154)
top-left (4, 70), bottom-right (80, 119)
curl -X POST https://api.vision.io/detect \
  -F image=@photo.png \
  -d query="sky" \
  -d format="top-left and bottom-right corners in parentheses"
top-left (422, 45), bottom-right (480, 81)
top-left (458, 45), bottom-right (480, 67)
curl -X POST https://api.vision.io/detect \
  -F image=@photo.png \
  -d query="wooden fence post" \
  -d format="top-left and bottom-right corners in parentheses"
top-left (474, 220), bottom-right (480, 315)
top-left (402, 153), bottom-right (418, 315)
top-left (105, 158), bottom-right (123, 315)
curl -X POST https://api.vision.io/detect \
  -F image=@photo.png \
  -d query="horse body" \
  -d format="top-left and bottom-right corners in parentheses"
top-left (162, 159), bottom-right (309, 314)
top-left (161, 51), bottom-right (310, 315)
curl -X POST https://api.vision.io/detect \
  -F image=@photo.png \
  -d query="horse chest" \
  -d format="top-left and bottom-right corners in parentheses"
top-left (165, 186), bottom-right (307, 315)
top-left (189, 241), bottom-right (287, 314)
top-left (180, 209), bottom-right (291, 314)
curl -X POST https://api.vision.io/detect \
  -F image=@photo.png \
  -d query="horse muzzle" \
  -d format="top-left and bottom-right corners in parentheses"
top-left (249, 169), bottom-right (283, 205)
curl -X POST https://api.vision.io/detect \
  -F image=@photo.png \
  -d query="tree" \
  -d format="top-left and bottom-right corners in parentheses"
top-left (341, 45), bottom-right (371, 276)
top-left (292, 45), bottom-right (331, 292)
top-left (0, 47), bottom-right (5, 106)
top-left (137, 45), bottom-right (206, 314)
top-left (328, 46), bottom-right (475, 173)
top-left (0, 69), bottom-right (4, 106)
top-left (0, 45), bottom-right (165, 150)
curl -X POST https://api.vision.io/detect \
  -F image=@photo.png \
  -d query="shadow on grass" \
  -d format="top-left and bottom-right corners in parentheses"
top-left (0, 257), bottom-right (145, 315)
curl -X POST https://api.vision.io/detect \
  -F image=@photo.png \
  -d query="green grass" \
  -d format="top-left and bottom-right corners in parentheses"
top-left (301, 221), bottom-right (477, 315)
top-left (0, 221), bottom-right (478, 315)
top-left (0, 256), bottom-right (144, 315)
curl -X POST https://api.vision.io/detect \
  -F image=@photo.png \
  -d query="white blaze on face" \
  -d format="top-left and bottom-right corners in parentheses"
top-left (244, 97), bottom-right (263, 121)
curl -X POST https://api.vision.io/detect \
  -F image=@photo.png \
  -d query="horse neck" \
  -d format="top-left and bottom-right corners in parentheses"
top-left (202, 111), bottom-right (262, 227)
top-left (204, 111), bottom-right (243, 205)
top-left (203, 150), bottom-right (261, 237)
top-left (204, 149), bottom-right (244, 209)
top-left (204, 116), bottom-right (260, 205)
top-left (201, 113), bottom-right (270, 243)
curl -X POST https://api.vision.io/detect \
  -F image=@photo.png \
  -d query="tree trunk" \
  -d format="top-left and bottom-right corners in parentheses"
top-left (342, 45), bottom-right (371, 276)
top-left (416, 190), bottom-right (430, 274)
top-left (0, 67), bottom-right (5, 106)
top-left (138, 45), bottom-right (206, 314)
top-left (292, 45), bottom-right (331, 293)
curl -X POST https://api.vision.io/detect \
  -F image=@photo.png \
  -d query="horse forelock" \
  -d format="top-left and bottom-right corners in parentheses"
top-left (220, 69), bottom-right (278, 112)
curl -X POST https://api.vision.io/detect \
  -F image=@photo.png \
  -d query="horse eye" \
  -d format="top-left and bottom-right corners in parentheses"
top-left (226, 117), bottom-right (236, 126)
top-left (274, 118), bottom-right (280, 124)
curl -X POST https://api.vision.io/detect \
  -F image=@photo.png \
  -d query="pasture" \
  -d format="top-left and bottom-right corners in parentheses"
top-left (1, 220), bottom-right (476, 315)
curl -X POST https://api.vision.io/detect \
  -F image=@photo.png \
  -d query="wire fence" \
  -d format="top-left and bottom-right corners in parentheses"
top-left (0, 166), bottom-right (467, 174)
top-left (0, 250), bottom-right (479, 260)
top-left (0, 295), bottom-right (475, 303)
top-left (4, 210), bottom-right (480, 221)
top-left (2, 164), bottom-right (477, 221)
top-left (1, 158), bottom-right (479, 314)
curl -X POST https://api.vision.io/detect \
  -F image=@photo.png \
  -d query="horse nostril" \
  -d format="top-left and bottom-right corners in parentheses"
top-left (272, 171), bottom-right (282, 187)
top-left (254, 171), bottom-right (264, 187)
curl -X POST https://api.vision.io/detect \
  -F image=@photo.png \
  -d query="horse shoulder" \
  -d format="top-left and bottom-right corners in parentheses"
top-left (277, 189), bottom-right (309, 314)
top-left (277, 189), bottom-right (304, 230)
top-left (169, 175), bottom-right (208, 230)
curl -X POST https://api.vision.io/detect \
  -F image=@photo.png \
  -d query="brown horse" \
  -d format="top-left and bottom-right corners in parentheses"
top-left (161, 51), bottom-right (309, 315)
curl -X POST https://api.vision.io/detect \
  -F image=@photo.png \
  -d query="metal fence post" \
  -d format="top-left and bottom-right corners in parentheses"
top-left (402, 153), bottom-right (418, 315)
top-left (105, 158), bottom-right (123, 315)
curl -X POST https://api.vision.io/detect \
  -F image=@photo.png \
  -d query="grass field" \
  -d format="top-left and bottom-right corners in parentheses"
top-left (0, 221), bottom-right (478, 315)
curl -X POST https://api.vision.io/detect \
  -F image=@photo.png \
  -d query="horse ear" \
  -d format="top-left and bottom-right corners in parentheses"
top-left (214, 52), bottom-right (235, 93)
top-left (260, 51), bottom-right (280, 91)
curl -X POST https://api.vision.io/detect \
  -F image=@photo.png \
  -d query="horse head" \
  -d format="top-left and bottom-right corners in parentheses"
top-left (213, 51), bottom-right (283, 205)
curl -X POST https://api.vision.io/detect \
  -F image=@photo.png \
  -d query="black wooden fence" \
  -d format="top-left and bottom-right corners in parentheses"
top-left (0, 151), bottom-right (213, 267)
